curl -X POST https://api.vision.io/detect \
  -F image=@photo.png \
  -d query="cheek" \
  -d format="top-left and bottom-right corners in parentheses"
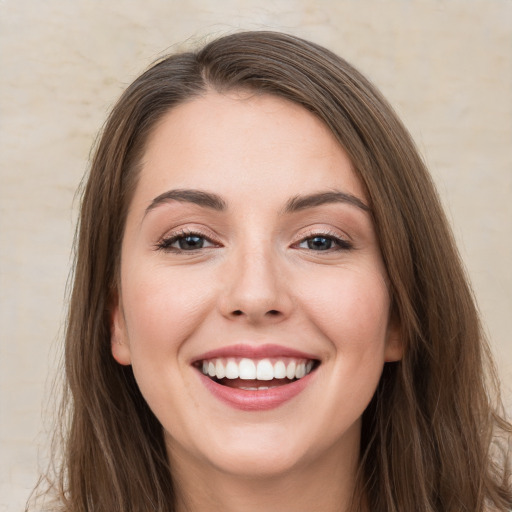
top-left (287, 266), bottom-right (391, 442)
top-left (297, 266), bottom-right (391, 352)
top-left (121, 264), bottom-right (215, 356)
top-left (119, 265), bottom-right (215, 431)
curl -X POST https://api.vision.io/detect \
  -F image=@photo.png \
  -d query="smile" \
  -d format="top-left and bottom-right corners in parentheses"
top-left (199, 357), bottom-right (316, 390)
top-left (193, 345), bottom-right (320, 410)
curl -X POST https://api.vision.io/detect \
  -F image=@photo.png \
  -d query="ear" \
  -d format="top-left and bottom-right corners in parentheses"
top-left (110, 291), bottom-right (132, 366)
top-left (384, 310), bottom-right (403, 362)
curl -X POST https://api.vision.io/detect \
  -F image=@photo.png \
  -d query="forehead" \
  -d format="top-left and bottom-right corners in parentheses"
top-left (135, 90), bottom-right (365, 207)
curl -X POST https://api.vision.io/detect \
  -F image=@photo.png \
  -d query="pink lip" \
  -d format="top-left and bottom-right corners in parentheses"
top-left (197, 369), bottom-right (316, 411)
top-left (192, 343), bottom-right (318, 363)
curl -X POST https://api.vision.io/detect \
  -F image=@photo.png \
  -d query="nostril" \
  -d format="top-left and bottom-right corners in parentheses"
top-left (231, 309), bottom-right (281, 317)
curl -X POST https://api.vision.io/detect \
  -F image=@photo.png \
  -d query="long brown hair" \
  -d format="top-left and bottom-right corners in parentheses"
top-left (30, 31), bottom-right (511, 511)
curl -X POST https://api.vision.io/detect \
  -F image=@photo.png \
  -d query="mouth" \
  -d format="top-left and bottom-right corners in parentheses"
top-left (192, 344), bottom-right (321, 410)
top-left (195, 357), bottom-right (320, 391)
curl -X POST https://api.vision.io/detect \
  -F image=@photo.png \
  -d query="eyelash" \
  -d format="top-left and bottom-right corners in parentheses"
top-left (155, 229), bottom-right (219, 253)
top-left (154, 229), bottom-right (353, 253)
top-left (293, 230), bottom-right (353, 252)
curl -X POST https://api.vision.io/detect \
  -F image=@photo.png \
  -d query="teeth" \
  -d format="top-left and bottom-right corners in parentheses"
top-left (295, 362), bottom-right (306, 379)
top-left (274, 360), bottom-right (286, 379)
top-left (199, 357), bottom-right (316, 381)
top-left (256, 359), bottom-right (274, 380)
top-left (215, 359), bottom-right (226, 379)
top-left (239, 358), bottom-right (256, 379)
top-left (286, 361), bottom-right (296, 380)
top-left (225, 360), bottom-right (239, 379)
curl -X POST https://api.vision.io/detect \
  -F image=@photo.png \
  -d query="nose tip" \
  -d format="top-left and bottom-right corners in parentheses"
top-left (219, 252), bottom-right (292, 324)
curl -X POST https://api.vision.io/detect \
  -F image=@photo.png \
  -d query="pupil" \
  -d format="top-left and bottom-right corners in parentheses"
top-left (179, 235), bottom-right (204, 250)
top-left (308, 236), bottom-right (332, 251)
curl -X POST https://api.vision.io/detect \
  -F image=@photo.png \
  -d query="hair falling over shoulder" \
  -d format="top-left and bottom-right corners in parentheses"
top-left (28, 31), bottom-right (512, 512)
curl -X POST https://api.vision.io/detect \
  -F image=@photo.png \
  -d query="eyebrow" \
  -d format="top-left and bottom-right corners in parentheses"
top-left (283, 191), bottom-right (370, 214)
top-left (144, 188), bottom-right (370, 218)
top-left (145, 189), bottom-right (227, 216)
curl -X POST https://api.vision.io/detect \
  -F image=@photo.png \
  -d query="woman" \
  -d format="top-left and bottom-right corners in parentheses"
top-left (32, 31), bottom-right (511, 511)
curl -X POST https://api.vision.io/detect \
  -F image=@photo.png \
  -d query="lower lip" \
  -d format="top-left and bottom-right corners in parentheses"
top-left (197, 370), bottom-right (316, 411)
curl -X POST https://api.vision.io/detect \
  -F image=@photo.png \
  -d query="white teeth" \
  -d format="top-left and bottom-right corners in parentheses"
top-left (256, 359), bottom-right (274, 380)
top-left (199, 357), bottom-right (316, 381)
top-left (215, 359), bottom-right (226, 379)
top-left (274, 360), bottom-right (287, 379)
top-left (225, 359), bottom-right (239, 379)
top-left (295, 362), bottom-right (306, 379)
top-left (239, 358), bottom-right (257, 380)
top-left (286, 361), bottom-right (296, 380)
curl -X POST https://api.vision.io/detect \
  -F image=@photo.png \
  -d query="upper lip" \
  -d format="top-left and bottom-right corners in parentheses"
top-left (191, 343), bottom-right (319, 363)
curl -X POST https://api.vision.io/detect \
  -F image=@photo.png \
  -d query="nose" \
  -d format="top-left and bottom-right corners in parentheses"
top-left (218, 246), bottom-right (293, 324)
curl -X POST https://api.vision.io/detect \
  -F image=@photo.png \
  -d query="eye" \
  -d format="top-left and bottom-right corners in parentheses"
top-left (156, 230), bottom-right (218, 252)
top-left (296, 233), bottom-right (352, 252)
top-left (175, 234), bottom-right (210, 250)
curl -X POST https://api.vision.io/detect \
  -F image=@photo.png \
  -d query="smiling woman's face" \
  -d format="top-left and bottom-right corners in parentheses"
top-left (111, 91), bottom-right (401, 480)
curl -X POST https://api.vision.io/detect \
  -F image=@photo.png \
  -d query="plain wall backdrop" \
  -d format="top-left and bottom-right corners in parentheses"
top-left (1, 0), bottom-right (511, 509)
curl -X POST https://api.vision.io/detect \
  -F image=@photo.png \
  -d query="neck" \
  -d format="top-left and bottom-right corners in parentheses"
top-left (168, 437), bottom-right (363, 512)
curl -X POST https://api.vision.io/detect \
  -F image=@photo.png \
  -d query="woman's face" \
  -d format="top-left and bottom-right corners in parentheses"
top-left (111, 91), bottom-right (401, 479)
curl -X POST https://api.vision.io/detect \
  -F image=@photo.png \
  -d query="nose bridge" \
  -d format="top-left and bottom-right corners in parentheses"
top-left (221, 240), bottom-right (291, 322)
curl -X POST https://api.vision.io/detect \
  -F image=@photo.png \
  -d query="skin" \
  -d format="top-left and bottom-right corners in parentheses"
top-left (111, 90), bottom-right (402, 512)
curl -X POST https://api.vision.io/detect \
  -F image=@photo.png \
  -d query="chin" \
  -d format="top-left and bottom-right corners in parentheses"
top-left (167, 423), bottom-right (310, 479)
top-left (210, 445), bottom-right (306, 479)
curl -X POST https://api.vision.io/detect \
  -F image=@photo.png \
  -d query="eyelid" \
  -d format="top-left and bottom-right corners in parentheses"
top-left (291, 228), bottom-right (353, 251)
top-left (154, 226), bottom-right (222, 252)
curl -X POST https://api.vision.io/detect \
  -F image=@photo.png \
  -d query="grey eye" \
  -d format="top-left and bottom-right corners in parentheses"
top-left (157, 232), bottom-right (217, 252)
top-left (177, 235), bottom-right (207, 250)
top-left (301, 236), bottom-right (334, 251)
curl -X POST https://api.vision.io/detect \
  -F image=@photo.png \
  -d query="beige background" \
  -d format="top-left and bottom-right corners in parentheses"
top-left (1, 0), bottom-right (511, 509)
